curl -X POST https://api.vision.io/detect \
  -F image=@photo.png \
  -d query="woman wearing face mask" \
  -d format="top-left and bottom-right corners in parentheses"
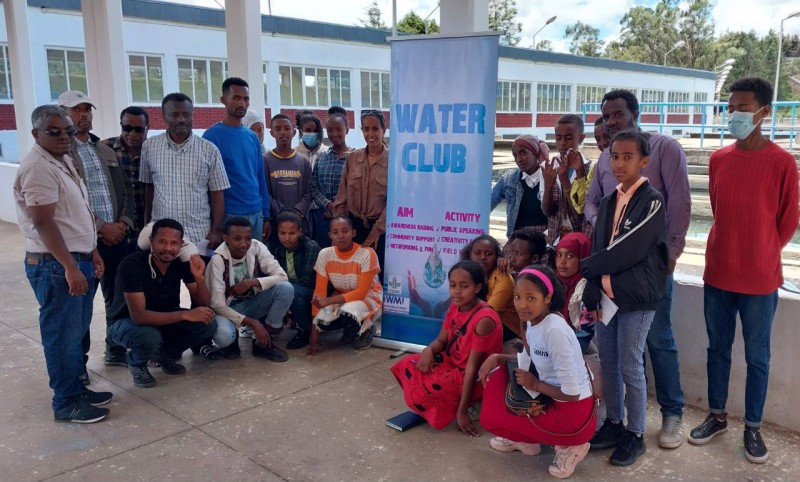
top-left (296, 113), bottom-right (329, 170)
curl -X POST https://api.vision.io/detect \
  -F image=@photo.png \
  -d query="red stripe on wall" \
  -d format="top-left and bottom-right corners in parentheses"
top-left (0, 104), bottom-right (17, 130)
top-left (535, 113), bottom-right (562, 128)
top-left (497, 113), bottom-right (532, 128)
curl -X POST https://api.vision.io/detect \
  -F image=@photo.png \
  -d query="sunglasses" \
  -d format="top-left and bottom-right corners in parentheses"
top-left (121, 124), bottom-right (147, 133)
top-left (41, 128), bottom-right (76, 138)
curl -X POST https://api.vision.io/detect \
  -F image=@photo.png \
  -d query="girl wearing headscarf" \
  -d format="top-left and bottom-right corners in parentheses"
top-left (242, 109), bottom-right (267, 155)
top-left (490, 134), bottom-right (560, 244)
top-left (555, 232), bottom-right (595, 352)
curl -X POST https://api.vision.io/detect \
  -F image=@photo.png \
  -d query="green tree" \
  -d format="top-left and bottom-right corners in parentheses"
top-left (604, 0), bottom-right (681, 65)
top-left (489, 0), bottom-right (522, 46)
top-left (397, 10), bottom-right (439, 34)
top-left (676, 0), bottom-right (716, 69)
top-left (360, 1), bottom-right (387, 29)
top-left (535, 40), bottom-right (553, 51)
top-left (564, 21), bottom-right (604, 57)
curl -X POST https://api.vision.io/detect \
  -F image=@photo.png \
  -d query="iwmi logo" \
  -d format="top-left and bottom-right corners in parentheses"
top-left (387, 275), bottom-right (402, 295)
top-left (383, 295), bottom-right (410, 314)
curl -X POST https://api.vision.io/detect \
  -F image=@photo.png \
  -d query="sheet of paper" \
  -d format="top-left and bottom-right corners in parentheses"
top-left (516, 351), bottom-right (540, 398)
top-left (600, 292), bottom-right (618, 325)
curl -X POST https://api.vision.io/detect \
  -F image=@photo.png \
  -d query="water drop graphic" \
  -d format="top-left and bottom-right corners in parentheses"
top-left (424, 243), bottom-right (446, 288)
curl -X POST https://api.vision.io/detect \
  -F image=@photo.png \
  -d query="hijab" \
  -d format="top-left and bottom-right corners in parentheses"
top-left (556, 232), bottom-right (592, 323)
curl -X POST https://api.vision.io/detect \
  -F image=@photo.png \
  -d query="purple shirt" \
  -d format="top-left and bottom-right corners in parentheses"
top-left (585, 132), bottom-right (691, 261)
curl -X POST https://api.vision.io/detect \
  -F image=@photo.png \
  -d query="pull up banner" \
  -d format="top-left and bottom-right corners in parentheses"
top-left (379, 33), bottom-right (499, 347)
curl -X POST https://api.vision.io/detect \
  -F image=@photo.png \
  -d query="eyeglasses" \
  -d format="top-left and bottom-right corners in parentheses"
top-left (40, 128), bottom-right (76, 138)
top-left (121, 125), bottom-right (147, 133)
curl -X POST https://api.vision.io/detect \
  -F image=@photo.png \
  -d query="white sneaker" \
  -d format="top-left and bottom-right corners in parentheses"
top-left (239, 326), bottom-right (254, 338)
top-left (549, 442), bottom-right (590, 479)
top-left (658, 416), bottom-right (684, 449)
top-left (489, 436), bottom-right (541, 455)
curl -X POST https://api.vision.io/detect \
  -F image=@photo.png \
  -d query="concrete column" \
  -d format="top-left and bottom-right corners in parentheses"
top-left (440, 0), bottom-right (489, 35)
top-left (3, 0), bottom-right (37, 157)
top-left (225, 0), bottom-right (265, 114)
top-left (81, 0), bottom-right (128, 139)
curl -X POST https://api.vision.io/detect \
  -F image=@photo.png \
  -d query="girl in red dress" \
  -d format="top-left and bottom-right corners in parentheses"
top-left (390, 261), bottom-right (503, 435)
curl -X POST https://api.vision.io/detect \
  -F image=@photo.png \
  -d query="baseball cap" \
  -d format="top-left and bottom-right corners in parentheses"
top-left (57, 90), bottom-right (96, 109)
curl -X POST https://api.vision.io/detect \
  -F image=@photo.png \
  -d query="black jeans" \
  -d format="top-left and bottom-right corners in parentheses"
top-left (350, 216), bottom-right (385, 283)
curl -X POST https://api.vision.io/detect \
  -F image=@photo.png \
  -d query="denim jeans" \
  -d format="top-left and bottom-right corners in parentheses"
top-left (595, 310), bottom-right (655, 435)
top-left (82, 238), bottom-right (135, 364)
top-left (310, 208), bottom-right (332, 249)
top-left (645, 275), bottom-right (685, 417)
top-left (25, 256), bottom-right (96, 412)
top-left (290, 282), bottom-right (314, 331)
top-left (108, 316), bottom-right (218, 367)
top-left (223, 212), bottom-right (263, 243)
top-left (704, 284), bottom-right (778, 428)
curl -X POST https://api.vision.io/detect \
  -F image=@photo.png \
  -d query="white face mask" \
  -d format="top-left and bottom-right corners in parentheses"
top-left (728, 106), bottom-right (765, 140)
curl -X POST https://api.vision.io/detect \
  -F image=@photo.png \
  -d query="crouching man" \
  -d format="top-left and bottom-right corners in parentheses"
top-left (205, 216), bottom-right (293, 362)
top-left (108, 218), bottom-right (220, 388)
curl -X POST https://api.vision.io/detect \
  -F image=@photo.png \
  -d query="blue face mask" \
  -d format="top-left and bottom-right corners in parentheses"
top-left (302, 133), bottom-right (319, 148)
top-left (728, 106), bottom-right (764, 140)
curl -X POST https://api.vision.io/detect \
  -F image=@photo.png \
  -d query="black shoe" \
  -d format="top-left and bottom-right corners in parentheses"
top-left (54, 400), bottom-right (109, 424)
top-left (688, 414), bottom-right (728, 445)
top-left (198, 344), bottom-right (222, 361)
top-left (79, 388), bottom-right (113, 406)
top-left (610, 430), bottom-right (646, 466)
top-left (339, 324), bottom-right (358, 345)
top-left (104, 352), bottom-right (128, 367)
top-left (352, 325), bottom-right (375, 350)
top-left (78, 370), bottom-right (90, 386)
top-left (744, 427), bottom-right (769, 464)
top-left (129, 365), bottom-right (156, 388)
top-left (590, 419), bottom-right (627, 449)
top-left (158, 357), bottom-right (186, 375)
top-left (252, 340), bottom-right (289, 362)
top-left (287, 329), bottom-right (310, 350)
top-left (219, 341), bottom-right (242, 360)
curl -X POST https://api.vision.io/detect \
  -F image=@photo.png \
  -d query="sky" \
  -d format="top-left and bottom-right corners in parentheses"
top-left (180, 0), bottom-right (800, 54)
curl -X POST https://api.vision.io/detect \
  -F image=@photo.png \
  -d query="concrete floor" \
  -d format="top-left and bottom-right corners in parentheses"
top-left (1, 220), bottom-right (799, 482)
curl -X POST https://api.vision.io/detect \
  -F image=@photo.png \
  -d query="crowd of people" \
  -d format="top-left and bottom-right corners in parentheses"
top-left (13, 74), bottom-right (798, 479)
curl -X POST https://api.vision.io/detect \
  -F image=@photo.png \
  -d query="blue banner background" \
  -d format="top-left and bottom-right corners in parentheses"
top-left (380, 35), bottom-right (499, 346)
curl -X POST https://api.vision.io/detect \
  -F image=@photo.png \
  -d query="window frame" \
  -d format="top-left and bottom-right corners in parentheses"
top-left (667, 91), bottom-right (690, 113)
top-left (536, 82), bottom-right (572, 113)
top-left (176, 56), bottom-right (228, 105)
top-left (576, 85), bottom-right (607, 113)
top-left (279, 63), bottom-right (351, 108)
top-left (127, 53), bottom-right (164, 104)
top-left (496, 80), bottom-right (532, 113)
top-left (0, 44), bottom-right (12, 101)
top-left (640, 89), bottom-right (665, 114)
top-left (45, 47), bottom-right (88, 101)
top-left (361, 70), bottom-right (391, 110)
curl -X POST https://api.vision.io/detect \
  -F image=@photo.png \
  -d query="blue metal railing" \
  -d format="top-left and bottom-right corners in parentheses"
top-left (581, 101), bottom-right (800, 150)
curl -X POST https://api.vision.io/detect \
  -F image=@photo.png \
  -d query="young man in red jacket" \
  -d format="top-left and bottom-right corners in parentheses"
top-left (688, 77), bottom-right (799, 464)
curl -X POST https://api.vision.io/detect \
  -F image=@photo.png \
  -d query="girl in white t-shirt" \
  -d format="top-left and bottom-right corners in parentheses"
top-left (479, 265), bottom-right (597, 479)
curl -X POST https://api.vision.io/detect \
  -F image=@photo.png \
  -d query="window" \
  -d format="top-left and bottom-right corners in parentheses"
top-left (640, 89), bottom-right (664, 113)
top-left (128, 55), bottom-right (163, 103)
top-left (576, 85), bottom-right (607, 112)
top-left (667, 91), bottom-right (690, 113)
top-left (279, 65), bottom-right (351, 107)
top-left (46, 48), bottom-right (87, 100)
top-left (177, 57), bottom-right (227, 104)
top-left (361, 71), bottom-right (390, 110)
top-left (694, 92), bottom-right (708, 103)
top-left (0, 44), bottom-right (11, 100)
top-left (536, 83), bottom-right (571, 113)
top-left (263, 63), bottom-right (268, 103)
top-left (496, 81), bottom-right (531, 112)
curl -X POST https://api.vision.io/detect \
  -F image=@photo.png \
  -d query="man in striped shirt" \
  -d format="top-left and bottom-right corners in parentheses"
top-left (140, 93), bottom-right (230, 247)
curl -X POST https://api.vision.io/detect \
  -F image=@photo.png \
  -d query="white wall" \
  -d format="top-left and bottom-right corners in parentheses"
top-left (0, 162), bottom-right (18, 223)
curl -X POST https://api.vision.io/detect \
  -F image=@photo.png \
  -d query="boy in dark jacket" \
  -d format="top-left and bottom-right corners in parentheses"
top-left (580, 129), bottom-right (668, 467)
top-left (269, 211), bottom-right (321, 349)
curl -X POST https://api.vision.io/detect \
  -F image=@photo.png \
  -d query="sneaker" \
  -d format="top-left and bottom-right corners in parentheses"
top-left (688, 414), bottom-right (728, 445)
top-left (54, 400), bottom-right (109, 424)
top-left (590, 419), bottom-right (626, 449)
top-left (549, 443), bottom-right (590, 479)
top-left (79, 388), bottom-right (113, 407)
top-left (129, 365), bottom-right (156, 388)
top-left (352, 325), bottom-right (376, 350)
top-left (219, 341), bottom-right (242, 360)
top-left (158, 357), bottom-right (186, 375)
top-left (489, 436), bottom-right (541, 455)
top-left (198, 344), bottom-right (222, 361)
top-left (744, 427), bottom-right (769, 464)
top-left (78, 370), bottom-right (90, 386)
top-left (658, 415), bottom-right (684, 449)
top-left (287, 329), bottom-right (310, 350)
top-left (252, 340), bottom-right (289, 362)
top-left (610, 430), bottom-right (646, 466)
top-left (239, 326), bottom-right (254, 338)
top-left (339, 324), bottom-right (358, 345)
top-left (104, 352), bottom-right (128, 367)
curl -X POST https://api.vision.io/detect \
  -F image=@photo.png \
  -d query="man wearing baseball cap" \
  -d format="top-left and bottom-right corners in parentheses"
top-left (58, 90), bottom-right (134, 382)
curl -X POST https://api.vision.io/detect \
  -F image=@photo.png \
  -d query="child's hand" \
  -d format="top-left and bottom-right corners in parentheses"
top-left (496, 257), bottom-right (512, 274)
top-left (416, 349), bottom-right (434, 373)
top-left (514, 368), bottom-right (539, 391)
top-left (457, 410), bottom-right (480, 437)
top-left (478, 354), bottom-right (499, 387)
top-left (542, 159), bottom-right (557, 186)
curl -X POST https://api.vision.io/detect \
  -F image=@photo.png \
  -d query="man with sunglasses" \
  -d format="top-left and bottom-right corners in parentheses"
top-left (15, 105), bottom-right (111, 423)
top-left (59, 91), bottom-right (135, 380)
